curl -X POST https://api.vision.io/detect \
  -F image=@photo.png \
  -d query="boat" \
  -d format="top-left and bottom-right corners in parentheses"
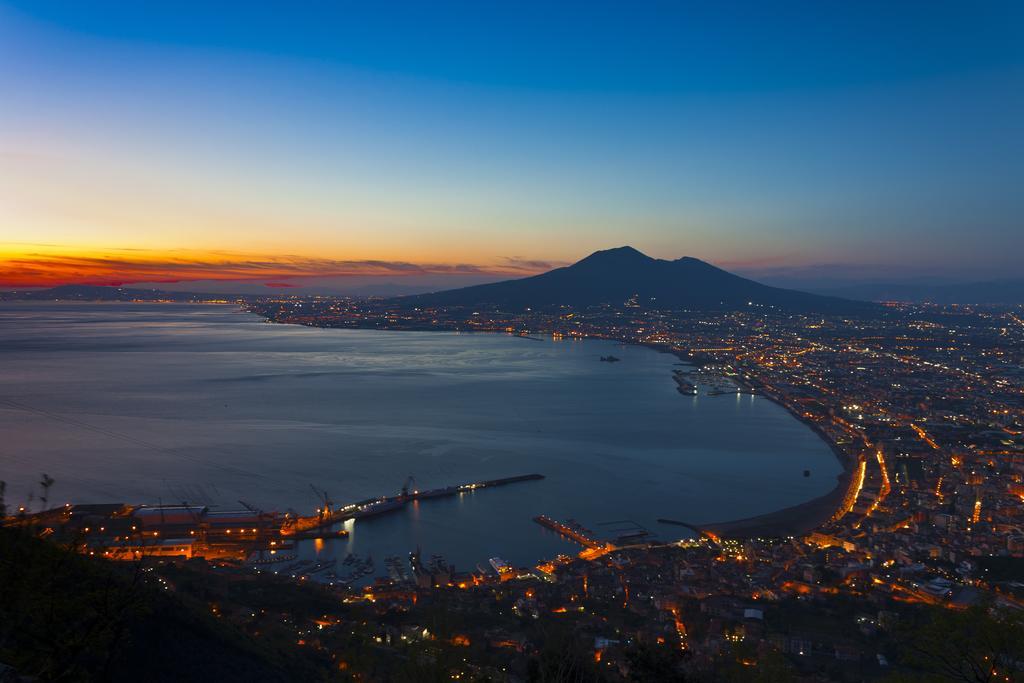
top-left (248, 552), bottom-right (296, 566)
top-left (385, 556), bottom-right (410, 582)
top-left (308, 559), bottom-right (337, 574)
top-left (489, 557), bottom-right (512, 575)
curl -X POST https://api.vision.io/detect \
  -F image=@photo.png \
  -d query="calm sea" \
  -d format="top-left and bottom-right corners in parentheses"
top-left (0, 302), bottom-right (840, 570)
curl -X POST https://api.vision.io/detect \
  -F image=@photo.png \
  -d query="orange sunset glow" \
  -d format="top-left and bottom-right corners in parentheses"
top-left (3, 1), bottom-right (1021, 294)
top-left (0, 246), bottom-right (554, 289)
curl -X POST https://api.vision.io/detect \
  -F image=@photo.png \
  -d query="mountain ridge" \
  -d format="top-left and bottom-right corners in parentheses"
top-left (401, 246), bottom-right (875, 314)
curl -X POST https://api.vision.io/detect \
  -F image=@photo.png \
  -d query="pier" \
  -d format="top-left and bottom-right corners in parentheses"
top-left (534, 515), bottom-right (601, 548)
top-left (534, 514), bottom-right (617, 560)
top-left (287, 474), bottom-right (545, 534)
top-left (672, 369), bottom-right (698, 395)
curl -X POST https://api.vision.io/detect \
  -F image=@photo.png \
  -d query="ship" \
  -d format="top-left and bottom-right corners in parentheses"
top-left (489, 557), bottom-right (512, 575)
top-left (350, 498), bottom-right (405, 519)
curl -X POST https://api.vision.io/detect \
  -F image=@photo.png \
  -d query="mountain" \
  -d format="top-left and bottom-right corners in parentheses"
top-left (402, 246), bottom-right (874, 313)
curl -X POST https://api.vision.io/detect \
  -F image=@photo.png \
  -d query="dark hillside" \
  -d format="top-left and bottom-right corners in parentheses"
top-left (0, 527), bottom-right (317, 682)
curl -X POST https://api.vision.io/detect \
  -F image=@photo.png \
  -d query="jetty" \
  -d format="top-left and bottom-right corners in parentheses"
top-left (287, 474), bottom-right (545, 534)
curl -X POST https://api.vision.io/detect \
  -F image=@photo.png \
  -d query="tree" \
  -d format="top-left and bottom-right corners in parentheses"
top-left (694, 642), bottom-right (795, 683)
top-left (624, 641), bottom-right (688, 682)
top-left (527, 626), bottom-right (610, 683)
top-left (893, 603), bottom-right (1024, 682)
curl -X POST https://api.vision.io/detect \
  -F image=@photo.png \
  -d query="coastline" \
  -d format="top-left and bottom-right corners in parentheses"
top-left (694, 474), bottom-right (850, 539)
top-left (247, 312), bottom-right (854, 542)
top-left (660, 345), bottom-right (854, 540)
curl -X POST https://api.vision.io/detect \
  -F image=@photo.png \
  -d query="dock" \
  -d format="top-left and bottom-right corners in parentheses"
top-left (533, 514), bottom-right (601, 548)
top-left (287, 474), bottom-right (545, 534)
top-left (672, 369), bottom-right (698, 395)
top-left (534, 514), bottom-right (618, 560)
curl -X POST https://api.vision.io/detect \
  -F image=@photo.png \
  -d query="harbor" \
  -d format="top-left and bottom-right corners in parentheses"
top-left (14, 473), bottom-right (546, 572)
top-left (1, 304), bottom-right (844, 576)
top-left (672, 365), bottom-right (758, 397)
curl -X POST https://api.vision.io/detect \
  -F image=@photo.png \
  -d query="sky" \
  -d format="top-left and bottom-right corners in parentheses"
top-left (1, 1), bottom-right (1022, 293)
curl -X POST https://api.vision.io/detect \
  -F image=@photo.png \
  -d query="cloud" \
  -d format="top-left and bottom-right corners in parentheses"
top-left (0, 248), bottom-right (554, 288)
top-left (500, 256), bottom-right (569, 272)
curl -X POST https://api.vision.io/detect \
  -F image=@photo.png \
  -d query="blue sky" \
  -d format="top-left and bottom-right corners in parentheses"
top-left (1, 1), bottom-right (1022, 291)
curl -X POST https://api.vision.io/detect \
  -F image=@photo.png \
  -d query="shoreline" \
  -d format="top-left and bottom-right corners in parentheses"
top-left (654, 344), bottom-right (854, 539)
top-left (239, 310), bottom-right (855, 541)
top-left (705, 372), bottom-right (854, 538)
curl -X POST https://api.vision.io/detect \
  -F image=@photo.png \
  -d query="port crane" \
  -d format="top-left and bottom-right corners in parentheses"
top-left (172, 495), bottom-right (207, 544)
top-left (309, 484), bottom-right (333, 523)
top-left (401, 476), bottom-right (417, 500)
top-left (237, 500), bottom-right (262, 515)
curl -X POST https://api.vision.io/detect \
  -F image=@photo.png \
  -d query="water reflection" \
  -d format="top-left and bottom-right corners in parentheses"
top-left (0, 302), bottom-right (841, 569)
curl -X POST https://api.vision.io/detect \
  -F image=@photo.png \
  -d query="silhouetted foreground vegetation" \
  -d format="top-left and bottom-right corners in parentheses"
top-left (0, 526), bottom-right (322, 682)
top-left (888, 604), bottom-right (1024, 683)
top-left (3, 479), bottom-right (1024, 682)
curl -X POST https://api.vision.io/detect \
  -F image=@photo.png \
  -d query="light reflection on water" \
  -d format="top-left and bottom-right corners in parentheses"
top-left (0, 302), bottom-right (840, 570)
